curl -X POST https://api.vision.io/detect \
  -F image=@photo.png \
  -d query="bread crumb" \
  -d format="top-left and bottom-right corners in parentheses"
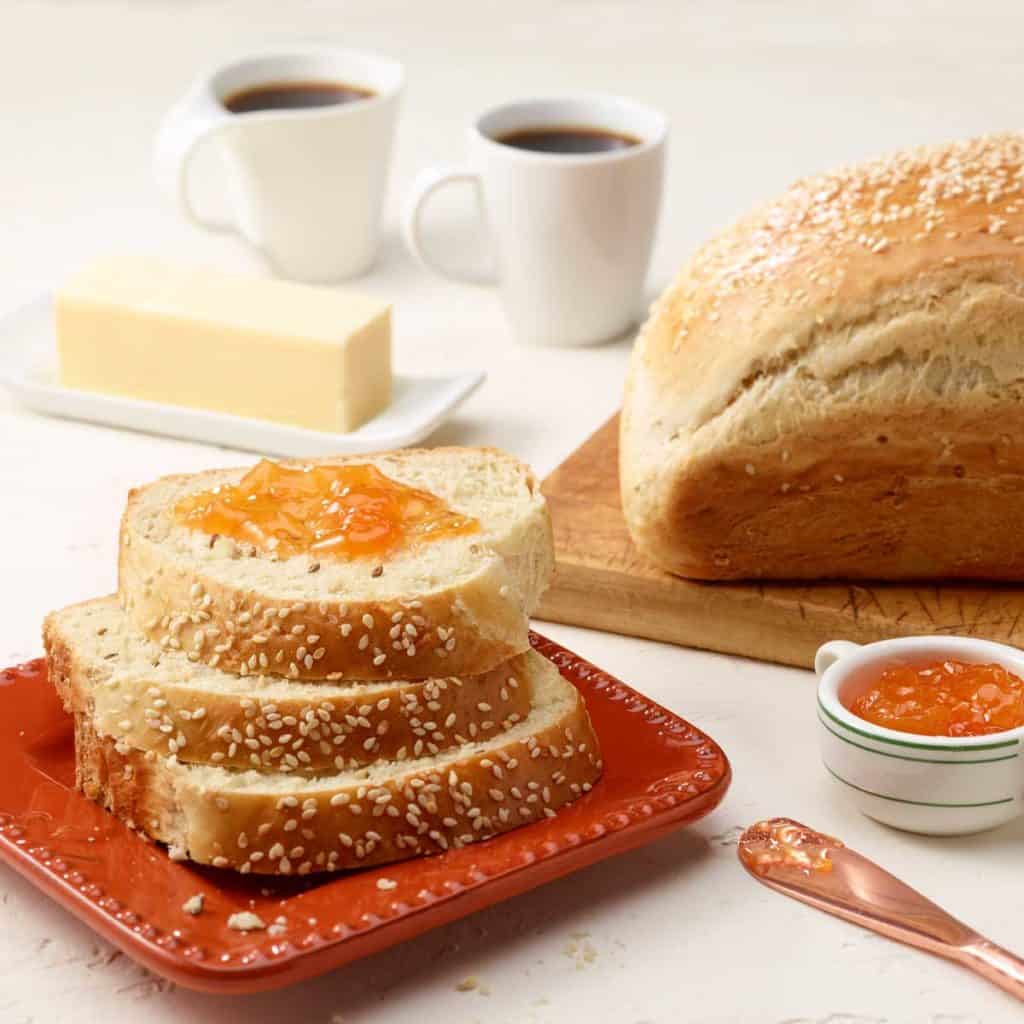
top-left (181, 893), bottom-right (204, 916)
top-left (227, 911), bottom-right (266, 932)
top-left (455, 976), bottom-right (479, 992)
top-left (376, 877), bottom-right (398, 891)
top-left (563, 933), bottom-right (598, 969)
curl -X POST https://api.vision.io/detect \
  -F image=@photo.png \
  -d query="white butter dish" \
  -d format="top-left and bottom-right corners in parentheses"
top-left (0, 294), bottom-right (484, 457)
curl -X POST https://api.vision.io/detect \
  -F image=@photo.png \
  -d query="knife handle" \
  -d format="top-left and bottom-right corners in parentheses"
top-left (958, 938), bottom-right (1024, 1002)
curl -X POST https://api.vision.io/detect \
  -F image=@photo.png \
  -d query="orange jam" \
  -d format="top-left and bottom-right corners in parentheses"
top-left (174, 459), bottom-right (479, 561)
top-left (739, 818), bottom-right (843, 877)
top-left (849, 660), bottom-right (1024, 738)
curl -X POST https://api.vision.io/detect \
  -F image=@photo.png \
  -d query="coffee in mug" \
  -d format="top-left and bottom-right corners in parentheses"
top-left (223, 80), bottom-right (375, 114)
top-left (496, 125), bottom-right (640, 155)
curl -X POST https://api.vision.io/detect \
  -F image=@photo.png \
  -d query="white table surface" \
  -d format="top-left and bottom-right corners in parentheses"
top-left (2, 2), bottom-right (1023, 1021)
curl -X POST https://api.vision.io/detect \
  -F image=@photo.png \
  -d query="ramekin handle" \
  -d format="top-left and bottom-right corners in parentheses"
top-left (814, 641), bottom-right (861, 678)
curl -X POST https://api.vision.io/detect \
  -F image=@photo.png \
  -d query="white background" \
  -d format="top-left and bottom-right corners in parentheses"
top-left (2, 1), bottom-right (1023, 1021)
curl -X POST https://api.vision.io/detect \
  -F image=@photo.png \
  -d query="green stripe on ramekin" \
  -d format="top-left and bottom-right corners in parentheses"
top-left (818, 716), bottom-right (1020, 765)
top-left (824, 764), bottom-right (1016, 808)
top-left (817, 698), bottom-right (1021, 752)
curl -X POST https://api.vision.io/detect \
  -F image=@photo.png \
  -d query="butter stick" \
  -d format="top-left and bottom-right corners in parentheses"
top-left (56, 257), bottom-right (391, 433)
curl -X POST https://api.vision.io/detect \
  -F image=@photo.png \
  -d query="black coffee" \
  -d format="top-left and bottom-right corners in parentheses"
top-left (496, 125), bottom-right (641, 155)
top-left (224, 80), bottom-right (375, 114)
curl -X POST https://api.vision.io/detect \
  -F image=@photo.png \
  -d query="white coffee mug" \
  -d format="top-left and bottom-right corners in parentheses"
top-left (403, 95), bottom-right (667, 347)
top-left (154, 45), bottom-right (403, 282)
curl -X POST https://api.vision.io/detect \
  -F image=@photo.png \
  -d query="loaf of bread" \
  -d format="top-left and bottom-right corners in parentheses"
top-left (622, 133), bottom-right (1024, 580)
top-left (119, 448), bottom-right (553, 679)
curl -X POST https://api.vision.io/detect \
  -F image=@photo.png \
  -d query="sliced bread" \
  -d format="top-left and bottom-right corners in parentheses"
top-left (74, 661), bottom-right (602, 874)
top-left (119, 448), bottom-right (553, 681)
top-left (45, 596), bottom-right (534, 776)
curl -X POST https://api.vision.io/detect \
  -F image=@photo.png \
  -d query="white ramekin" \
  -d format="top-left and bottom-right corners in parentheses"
top-left (816, 637), bottom-right (1024, 835)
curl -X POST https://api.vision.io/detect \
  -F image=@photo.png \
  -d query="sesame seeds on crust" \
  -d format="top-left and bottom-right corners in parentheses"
top-left (656, 133), bottom-right (1024, 359)
top-left (75, 679), bottom-right (603, 876)
top-left (66, 599), bottom-right (537, 776)
top-left (122, 547), bottom-right (528, 683)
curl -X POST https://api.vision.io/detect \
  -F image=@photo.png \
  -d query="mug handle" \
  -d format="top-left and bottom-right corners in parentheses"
top-left (153, 84), bottom-right (234, 234)
top-left (402, 165), bottom-right (497, 285)
top-left (814, 640), bottom-right (861, 677)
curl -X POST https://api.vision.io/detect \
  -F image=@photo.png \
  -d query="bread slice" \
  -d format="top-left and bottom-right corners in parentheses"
top-left (119, 448), bottom-right (553, 681)
top-left (45, 597), bottom-right (534, 776)
top-left (74, 662), bottom-right (602, 874)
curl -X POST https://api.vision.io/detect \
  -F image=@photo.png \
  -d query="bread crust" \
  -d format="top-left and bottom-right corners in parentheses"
top-left (72, 682), bottom-right (603, 876)
top-left (622, 134), bottom-right (1024, 580)
top-left (118, 448), bottom-right (554, 679)
top-left (45, 598), bottom-right (535, 776)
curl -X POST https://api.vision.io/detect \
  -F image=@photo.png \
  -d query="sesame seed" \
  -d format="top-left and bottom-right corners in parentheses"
top-left (181, 894), bottom-right (204, 915)
top-left (227, 911), bottom-right (265, 932)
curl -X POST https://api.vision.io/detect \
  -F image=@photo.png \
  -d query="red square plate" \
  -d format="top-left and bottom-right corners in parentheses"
top-left (0, 632), bottom-right (730, 994)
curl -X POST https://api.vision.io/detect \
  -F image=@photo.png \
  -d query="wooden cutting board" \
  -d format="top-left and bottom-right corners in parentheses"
top-left (535, 414), bottom-right (1024, 669)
